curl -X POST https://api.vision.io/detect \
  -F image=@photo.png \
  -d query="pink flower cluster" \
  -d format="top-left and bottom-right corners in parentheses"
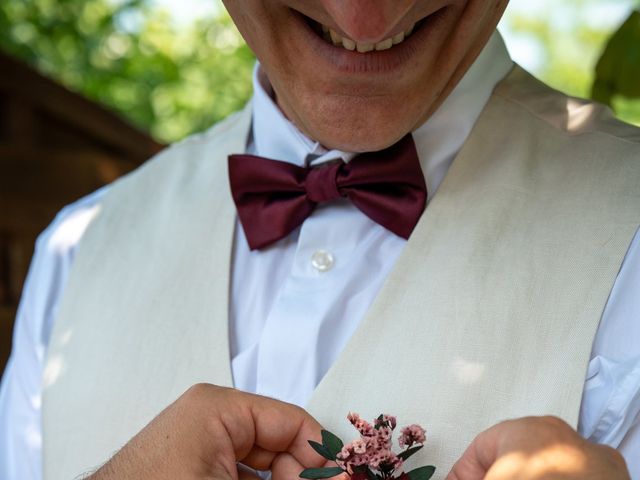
top-left (398, 424), bottom-right (426, 449)
top-left (335, 413), bottom-right (426, 477)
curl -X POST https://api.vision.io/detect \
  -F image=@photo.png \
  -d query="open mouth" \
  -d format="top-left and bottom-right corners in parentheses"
top-left (301, 9), bottom-right (445, 54)
top-left (291, 7), bottom-right (451, 74)
top-left (305, 17), bottom-right (423, 53)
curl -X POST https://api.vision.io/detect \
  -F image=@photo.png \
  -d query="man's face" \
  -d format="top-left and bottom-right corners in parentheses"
top-left (223, 0), bottom-right (509, 152)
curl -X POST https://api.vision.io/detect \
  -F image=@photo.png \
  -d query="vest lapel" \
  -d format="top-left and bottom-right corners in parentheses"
top-left (43, 105), bottom-right (252, 480)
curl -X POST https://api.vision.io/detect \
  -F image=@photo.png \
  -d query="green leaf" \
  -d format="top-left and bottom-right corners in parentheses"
top-left (592, 10), bottom-right (640, 102)
top-left (591, 79), bottom-right (613, 107)
top-left (299, 467), bottom-right (345, 479)
top-left (397, 445), bottom-right (423, 461)
top-left (407, 466), bottom-right (436, 480)
top-left (308, 440), bottom-right (334, 460)
top-left (321, 429), bottom-right (344, 457)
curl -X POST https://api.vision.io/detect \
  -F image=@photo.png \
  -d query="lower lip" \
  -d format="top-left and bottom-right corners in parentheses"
top-left (294, 8), bottom-right (448, 75)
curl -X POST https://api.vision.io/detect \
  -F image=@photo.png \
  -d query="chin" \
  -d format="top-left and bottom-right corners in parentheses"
top-left (307, 116), bottom-right (419, 153)
top-left (280, 90), bottom-right (429, 152)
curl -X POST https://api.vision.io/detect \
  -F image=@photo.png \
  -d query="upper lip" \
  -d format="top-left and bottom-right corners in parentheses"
top-left (297, 9), bottom-right (428, 44)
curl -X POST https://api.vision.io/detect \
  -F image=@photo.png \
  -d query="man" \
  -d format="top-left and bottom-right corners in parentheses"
top-left (1, 1), bottom-right (639, 479)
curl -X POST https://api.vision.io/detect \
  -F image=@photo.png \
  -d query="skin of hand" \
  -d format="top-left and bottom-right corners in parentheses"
top-left (446, 416), bottom-right (630, 480)
top-left (86, 384), bottom-right (326, 480)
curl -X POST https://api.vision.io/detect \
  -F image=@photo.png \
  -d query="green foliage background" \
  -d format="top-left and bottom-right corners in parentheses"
top-left (0, 0), bottom-right (255, 142)
top-left (501, 0), bottom-right (640, 128)
top-left (1, 0), bottom-right (639, 143)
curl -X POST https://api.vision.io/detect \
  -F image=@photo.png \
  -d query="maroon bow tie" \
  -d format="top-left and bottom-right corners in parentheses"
top-left (228, 134), bottom-right (427, 250)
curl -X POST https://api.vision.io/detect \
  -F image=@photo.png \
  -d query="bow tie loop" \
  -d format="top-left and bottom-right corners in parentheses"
top-left (305, 162), bottom-right (343, 203)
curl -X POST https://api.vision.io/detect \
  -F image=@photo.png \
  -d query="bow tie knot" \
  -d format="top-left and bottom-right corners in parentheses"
top-left (229, 134), bottom-right (427, 250)
top-left (305, 162), bottom-right (343, 203)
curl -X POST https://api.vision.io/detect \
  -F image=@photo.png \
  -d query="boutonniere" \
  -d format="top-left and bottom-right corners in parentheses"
top-left (300, 413), bottom-right (435, 480)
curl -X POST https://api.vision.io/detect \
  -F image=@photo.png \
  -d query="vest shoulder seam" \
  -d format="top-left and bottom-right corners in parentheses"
top-left (493, 72), bottom-right (640, 148)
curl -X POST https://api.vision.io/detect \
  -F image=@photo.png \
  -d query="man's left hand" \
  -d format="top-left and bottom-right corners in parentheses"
top-left (85, 384), bottom-right (325, 480)
top-left (446, 416), bottom-right (630, 480)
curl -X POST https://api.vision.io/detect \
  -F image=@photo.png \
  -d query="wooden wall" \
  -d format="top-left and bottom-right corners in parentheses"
top-left (0, 52), bottom-right (163, 373)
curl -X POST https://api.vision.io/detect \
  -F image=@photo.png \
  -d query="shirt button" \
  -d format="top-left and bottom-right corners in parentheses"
top-left (311, 250), bottom-right (335, 272)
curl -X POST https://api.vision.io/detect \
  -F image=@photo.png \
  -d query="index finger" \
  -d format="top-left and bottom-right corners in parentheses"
top-left (248, 395), bottom-right (327, 468)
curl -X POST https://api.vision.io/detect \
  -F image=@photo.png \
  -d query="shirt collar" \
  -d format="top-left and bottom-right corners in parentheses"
top-left (250, 30), bottom-right (513, 192)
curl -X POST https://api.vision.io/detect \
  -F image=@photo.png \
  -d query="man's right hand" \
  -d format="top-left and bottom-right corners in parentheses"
top-left (87, 384), bottom-right (326, 480)
top-left (446, 416), bottom-right (630, 480)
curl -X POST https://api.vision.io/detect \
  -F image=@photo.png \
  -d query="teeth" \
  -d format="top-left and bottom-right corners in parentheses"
top-left (342, 37), bottom-right (356, 51)
top-left (375, 38), bottom-right (393, 51)
top-left (329, 29), bottom-right (342, 46)
top-left (324, 23), bottom-right (415, 53)
top-left (392, 31), bottom-right (405, 45)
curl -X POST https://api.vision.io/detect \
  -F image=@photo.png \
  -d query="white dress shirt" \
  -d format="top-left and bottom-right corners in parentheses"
top-left (1, 32), bottom-right (639, 479)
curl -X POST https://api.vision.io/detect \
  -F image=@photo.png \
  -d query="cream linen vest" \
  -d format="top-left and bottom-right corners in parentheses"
top-left (43, 67), bottom-right (640, 479)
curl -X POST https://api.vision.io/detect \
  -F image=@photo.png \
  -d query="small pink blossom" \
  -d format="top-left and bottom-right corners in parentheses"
top-left (370, 450), bottom-right (403, 471)
top-left (375, 425), bottom-right (393, 450)
top-left (337, 445), bottom-right (352, 460)
top-left (398, 424), bottom-right (426, 449)
top-left (352, 439), bottom-right (367, 454)
top-left (375, 414), bottom-right (397, 430)
top-left (337, 438), bottom-right (375, 474)
top-left (347, 412), bottom-right (375, 437)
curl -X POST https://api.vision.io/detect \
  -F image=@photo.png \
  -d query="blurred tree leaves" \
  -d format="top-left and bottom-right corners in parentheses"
top-left (592, 10), bottom-right (640, 106)
top-left (502, 0), bottom-right (640, 126)
top-left (0, 0), bottom-right (255, 142)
